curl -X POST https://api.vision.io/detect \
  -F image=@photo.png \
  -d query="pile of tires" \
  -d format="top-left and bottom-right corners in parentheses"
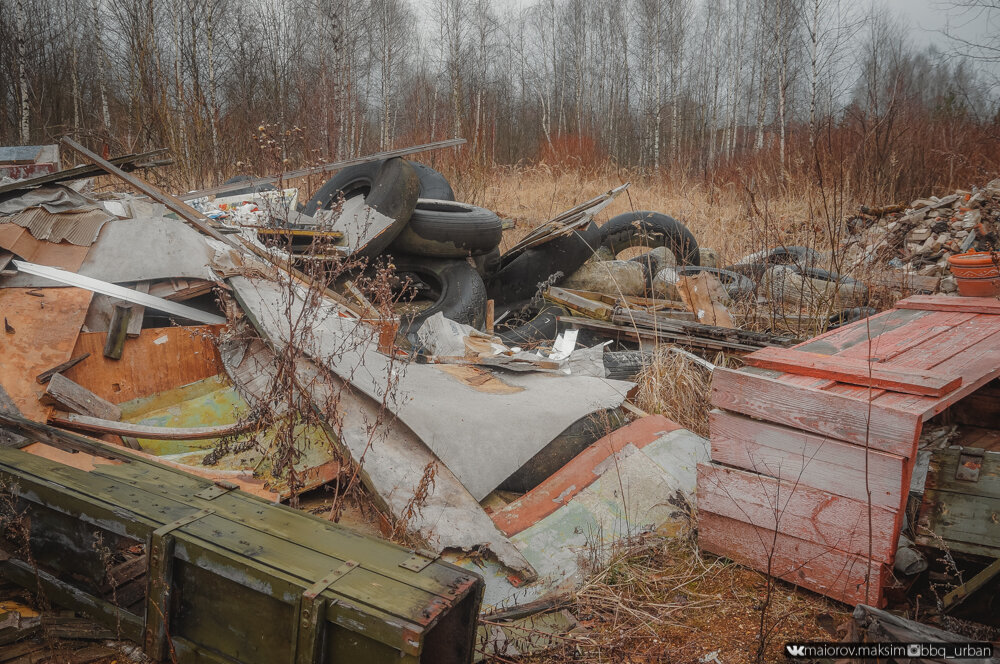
top-left (302, 158), bottom-right (500, 335)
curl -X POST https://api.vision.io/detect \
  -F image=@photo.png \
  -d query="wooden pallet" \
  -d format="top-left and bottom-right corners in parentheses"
top-left (698, 295), bottom-right (1000, 606)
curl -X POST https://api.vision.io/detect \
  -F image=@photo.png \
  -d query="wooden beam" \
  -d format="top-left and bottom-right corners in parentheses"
top-left (126, 282), bottom-right (148, 337)
top-left (896, 294), bottom-right (1000, 315)
top-left (60, 137), bottom-right (233, 245)
top-left (743, 347), bottom-right (962, 397)
top-left (710, 368), bottom-right (922, 457)
top-left (942, 557), bottom-right (1000, 611)
top-left (0, 149), bottom-right (169, 195)
top-left (544, 286), bottom-right (615, 320)
top-left (49, 412), bottom-right (258, 441)
top-left (103, 304), bottom-right (132, 360)
top-left (35, 353), bottom-right (91, 384)
top-left (178, 138), bottom-right (466, 200)
top-left (41, 374), bottom-right (121, 421)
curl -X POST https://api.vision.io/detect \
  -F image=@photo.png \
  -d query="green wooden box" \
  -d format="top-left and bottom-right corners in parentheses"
top-left (0, 423), bottom-right (483, 664)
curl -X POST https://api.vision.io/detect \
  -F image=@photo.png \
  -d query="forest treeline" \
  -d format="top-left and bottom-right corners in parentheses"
top-left (1, 0), bottom-right (998, 200)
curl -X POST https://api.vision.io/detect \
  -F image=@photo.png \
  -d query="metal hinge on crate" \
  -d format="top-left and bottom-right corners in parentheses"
top-left (291, 560), bottom-right (358, 664)
top-left (955, 447), bottom-right (984, 483)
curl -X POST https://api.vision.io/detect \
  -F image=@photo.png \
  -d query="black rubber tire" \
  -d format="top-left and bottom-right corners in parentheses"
top-left (729, 246), bottom-right (822, 281)
top-left (795, 266), bottom-right (865, 289)
top-left (303, 160), bottom-right (452, 216)
top-left (388, 200), bottom-right (502, 258)
top-left (599, 211), bottom-right (700, 266)
top-left (408, 161), bottom-right (455, 201)
top-left (672, 266), bottom-right (757, 300)
top-left (603, 350), bottom-right (653, 380)
top-left (487, 221), bottom-right (601, 305)
top-left (392, 256), bottom-right (487, 335)
top-left (221, 175), bottom-right (277, 197)
top-left (496, 302), bottom-right (568, 347)
top-left (473, 247), bottom-right (501, 280)
top-left (499, 408), bottom-right (628, 493)
top-left (767, 246), bottom-right (820, 266)
top-left (827, 307), bottom-right (877, 329)
top-left (301, 161), bottom-right (383, 216)
top-left (629, 250), bottom-right (671, 287)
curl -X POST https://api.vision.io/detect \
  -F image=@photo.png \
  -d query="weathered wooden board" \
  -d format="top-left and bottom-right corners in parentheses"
top-left (743, 347), bottom-right (961, 397)
top-left (0, 288), bottom-right (93, 421)
top-left (41, 374), bottom-right (121, 421)
top-left (794, 308), bottom-right (926, 356)
top-left (710, 368), bottom-right (922, 457)
top-left (708, 411), bottom-right (906, 510)
top-left (698, 510), bottom-right (886, 607)
top-left (697, 462), bottom-right (896, 561)
top-left (61, 326), bottom-right (224, 404)
top-left (916, 447), bottom-right (1000, 557)
top-left (897, 294), bottom-right (1000, 315)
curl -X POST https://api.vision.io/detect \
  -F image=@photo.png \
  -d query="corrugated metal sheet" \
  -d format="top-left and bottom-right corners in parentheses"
top-left (3, 207), bottom-right (113, 246)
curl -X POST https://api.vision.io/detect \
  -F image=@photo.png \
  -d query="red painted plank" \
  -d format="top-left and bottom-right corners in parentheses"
top-left (698, 463), bottom-right (896, 561)
top-left (708, 411), bottom-right (906, 510)
top-left (897, 294), bottom-right (1000, 315)
top-left (794, 308), bottom-right (925, 356)
top-left (835, 311), bottom-right (975, 364)
top-left (875, 331), bottom-right (1000, 420)
top-left (698, 511), bottom-right (887, 607)
top-left (490, 415), bottom-right (682, 536)
top-left (744, 347), bottom-right (961, 397)
top-left (710, 368), bottom-right (922, 457)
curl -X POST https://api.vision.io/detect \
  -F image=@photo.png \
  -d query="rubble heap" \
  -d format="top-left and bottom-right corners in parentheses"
top-left (845, 178), bottom-right (1000, 293)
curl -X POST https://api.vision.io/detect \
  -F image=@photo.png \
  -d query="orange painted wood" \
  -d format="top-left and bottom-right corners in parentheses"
top-left (61, 325), bottom-right (224, 404)
top-left (897, 294), bottom-right (1000, 315)
top-left (710, 368), bottom-right (922, 457)
top-left (491, 415), bottom-right (682, 536)
top-left (697, 462), bottom-right (896, 561)
top-left (744, 347), bottom-right (961, 397)
top-left (708, 411), bottom-right (906, 510)
top-left (698, 511), bottom-right (887, 607)
top-left (0, 288), bottom-right (93, 421)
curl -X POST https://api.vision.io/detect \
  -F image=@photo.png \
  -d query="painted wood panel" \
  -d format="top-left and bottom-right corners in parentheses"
top-left (710, 368), bottom-right (922, 457)
top-left (62, 325), bottom-right (224, 404)
top-left (698, 462), bottom-right (896, 561)
top-left (897, 294), bottom-right (1000, 315)
top-left (698, 511), bottom-right (886, 607)
top-left (0, 287), bottom-right (92, 420)
top-left (708, 411), bottom-right (906, 510)
top-left (743, 347), bottom-right (961, 396)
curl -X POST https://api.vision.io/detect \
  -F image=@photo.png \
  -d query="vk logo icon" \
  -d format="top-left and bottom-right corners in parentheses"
top-left (785, 644), bottom-right (806, 657)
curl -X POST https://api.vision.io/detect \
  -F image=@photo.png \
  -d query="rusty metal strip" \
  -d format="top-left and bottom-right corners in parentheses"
top-left (144, 509), bottom-right (214, 658)
top-left (292, 560), bottom-right (358, 664)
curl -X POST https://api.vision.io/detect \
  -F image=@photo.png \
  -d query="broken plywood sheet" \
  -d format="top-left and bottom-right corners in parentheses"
top-left (449, 428), bottom-right (709, 609)
top-left (221, 336), bottom-right (537, 578)
top-left (62, 325), bottom-right (224, 403)
top-left (2, 217), bottom-right (240, 288)
top-left (0, 288), bottom-right (92, 420)
top-left (229, 275), bottom-right (633, 500)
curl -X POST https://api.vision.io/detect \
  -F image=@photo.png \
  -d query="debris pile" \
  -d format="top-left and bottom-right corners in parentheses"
top-left (845, 178), bottom-right (1000, 293)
